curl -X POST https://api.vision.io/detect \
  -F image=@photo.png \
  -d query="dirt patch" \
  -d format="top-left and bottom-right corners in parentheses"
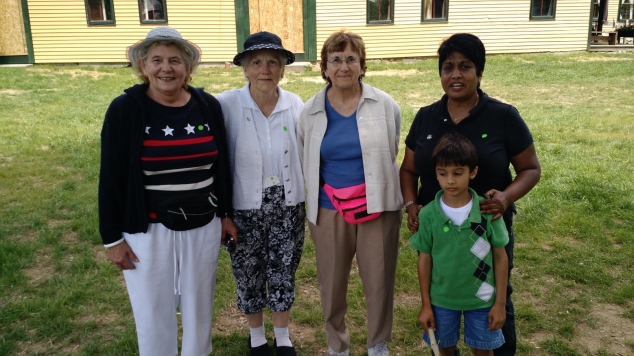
top-left (74, 310), bottom-right (119, 326)
top-left (523, 331), bottom-right (552, 355)
top-left (288, 319), bottom-right (319, 346)
top-left (571, 56), bottom-right (633, 62)
top-left (93, 245), bottom-right (108, 263)
top-left (23, 246), bottom-right (54, 286)
top-left (16, 340), bottom-right (54, 355)
top-left (523, 304), bottom-right (634, 355)
top-left (214, 303), bottom-right (247, 335)
top-left (366, 69), bottom-right (423, 77)
top-left (28, 67), bottom-right (114, 79)
top-left (299, 76), bottom-right (325, 83)
top-left (213, 301), bottom-right (320, 343)
top-left (12, 231), bottom-right (38, 243)
top-left (0, 89), bottom-right (24, 95)
top-left (61, 231), bottom-right (79, 245)
top-left (47, 219), bottom-right (68, 228)
top-left (16, 338), bottom-right (82, 355)
top-left (394, 291), bottom-right (421, 309)
top-left (0, 154), bottom-right (14, 161)
top-left (575, 303), bottom-right (634, 355)
top-left (298, 283), bottom-right (321, 305)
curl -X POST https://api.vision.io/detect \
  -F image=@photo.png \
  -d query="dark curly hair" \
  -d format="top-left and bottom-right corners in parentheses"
top-left (437, 33), bottom-right (486, 78)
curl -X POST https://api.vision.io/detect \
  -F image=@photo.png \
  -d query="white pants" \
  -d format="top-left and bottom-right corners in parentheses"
top-left (123, 218), bottom-right (221, 356)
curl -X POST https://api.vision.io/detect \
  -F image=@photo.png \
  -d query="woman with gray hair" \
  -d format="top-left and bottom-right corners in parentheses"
top-left (99, 26), bottom-right (237, 356)
top-left (216, 32), bottom-right (305, 356)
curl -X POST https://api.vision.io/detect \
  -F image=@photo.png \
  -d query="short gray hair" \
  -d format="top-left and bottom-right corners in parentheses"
top-left (131, 40), bottom-right (199, 88)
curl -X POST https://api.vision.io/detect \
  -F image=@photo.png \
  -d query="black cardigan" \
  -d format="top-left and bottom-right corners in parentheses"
top-left (98, 84), bottom-right (233, 245)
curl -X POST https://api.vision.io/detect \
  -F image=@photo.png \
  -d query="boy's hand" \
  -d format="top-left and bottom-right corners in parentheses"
top-left (488, 303), bottom-right (506, 330)
top-left (418, 306), bottom-right (435, 333)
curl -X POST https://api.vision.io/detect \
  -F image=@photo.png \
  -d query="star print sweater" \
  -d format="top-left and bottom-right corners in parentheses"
top-left (98, 84), bottom-right (233, 246)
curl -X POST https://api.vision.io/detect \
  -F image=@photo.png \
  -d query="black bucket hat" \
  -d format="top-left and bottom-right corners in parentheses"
top-left (232, 31), bottom-right (295, 66)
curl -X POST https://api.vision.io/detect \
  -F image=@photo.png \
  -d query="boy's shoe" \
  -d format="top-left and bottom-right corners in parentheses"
top-left (273, 338), bottom-right (297, 356)
top-left (368, 341), bottom-right (388, 356)
top-left (248, 336), bottom-right (272, 356)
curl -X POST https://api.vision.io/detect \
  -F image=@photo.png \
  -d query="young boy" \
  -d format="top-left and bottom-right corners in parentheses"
top-left (409, 133), bottom-right (509, 356)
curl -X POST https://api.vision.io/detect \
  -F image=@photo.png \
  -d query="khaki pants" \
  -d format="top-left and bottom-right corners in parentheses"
top-left (309, 208), bottom-right (402, 351)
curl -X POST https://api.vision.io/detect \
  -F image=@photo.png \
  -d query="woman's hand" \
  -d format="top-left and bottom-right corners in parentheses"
top-left (107, 241), bottom-right (139, 270)
top-left (400, 147), bottom-right (422, 232)
top-left (222, 217), bottom-right (238, 242)
top-left (479, 189), bottom-right (509, 221)
top-left (406, 204), bottom-right (422, 233)
top-left (480, 144), bottom-right (542, 221)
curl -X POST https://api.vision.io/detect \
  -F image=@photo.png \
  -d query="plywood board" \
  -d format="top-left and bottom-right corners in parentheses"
top-left (249, 0), bottom-right (304, 53)
top-left (0, 0), bottom-right (28, 55)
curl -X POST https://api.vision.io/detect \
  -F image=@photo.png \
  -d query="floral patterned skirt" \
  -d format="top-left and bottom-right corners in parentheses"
top-left (230, 185), bottom-right (305, 314)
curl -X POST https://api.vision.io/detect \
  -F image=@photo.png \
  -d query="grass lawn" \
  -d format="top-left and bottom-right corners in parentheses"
top-left (1, 51), bottom-right (633, 356)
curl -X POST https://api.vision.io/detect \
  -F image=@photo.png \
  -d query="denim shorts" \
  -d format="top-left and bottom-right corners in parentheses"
top-left (422, 305), bottom-right (505, 350)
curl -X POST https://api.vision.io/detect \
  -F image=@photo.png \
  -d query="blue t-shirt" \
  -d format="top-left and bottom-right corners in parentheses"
top-left (319, 97), bottom-right (365, 209)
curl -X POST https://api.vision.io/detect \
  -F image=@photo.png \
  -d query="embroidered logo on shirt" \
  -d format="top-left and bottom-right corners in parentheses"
top-left (427, 134), bottom-right (432, 140)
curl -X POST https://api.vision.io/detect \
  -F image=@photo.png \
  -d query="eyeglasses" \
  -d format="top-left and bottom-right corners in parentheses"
top-left (327, 56), bottom-right (360, 68)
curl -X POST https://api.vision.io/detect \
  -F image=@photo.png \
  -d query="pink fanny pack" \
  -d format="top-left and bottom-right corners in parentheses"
top-left (323, 182), bottom-right (381, 224)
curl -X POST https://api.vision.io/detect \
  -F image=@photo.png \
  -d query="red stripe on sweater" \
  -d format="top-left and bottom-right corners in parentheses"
top-left (143, 136), bottom-right (214, 146)
top-left (141, 150), bottom-right (218, 161)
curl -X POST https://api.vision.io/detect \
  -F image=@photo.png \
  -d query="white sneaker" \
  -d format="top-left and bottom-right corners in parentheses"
top-left (326, 347), bottom-right (349, 356)
top-left (368, 341), bottom-right (388, 356)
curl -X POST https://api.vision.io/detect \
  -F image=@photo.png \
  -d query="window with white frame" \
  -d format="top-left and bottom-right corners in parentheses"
top-left (530, 0), bottom-right (556, 19)
top-left (85, 0), bottom-right (115, 25)
top-left (367, 0), bottom-right (394, 24)
top-left (139, 0), bottom-right (167, 23)
top-left (620, 0), bottom-right (634, 20)
top-left (423, 0), bottom-right (447, 21)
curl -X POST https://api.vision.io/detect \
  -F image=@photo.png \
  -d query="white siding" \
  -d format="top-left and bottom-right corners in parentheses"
top-left (27, 0), bottom-right (237, 63)
top-left (316, 0), bottom-right (592, 59)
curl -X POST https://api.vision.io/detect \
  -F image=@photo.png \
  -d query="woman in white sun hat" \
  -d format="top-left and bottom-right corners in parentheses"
top-left (98, 26), bottom-right (237, 356)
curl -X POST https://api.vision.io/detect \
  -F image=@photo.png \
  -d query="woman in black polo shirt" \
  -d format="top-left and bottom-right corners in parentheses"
top-left (399, 33), bottom-right (541, 356)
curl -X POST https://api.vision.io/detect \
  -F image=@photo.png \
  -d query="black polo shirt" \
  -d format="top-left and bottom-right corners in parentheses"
top-left (405, 90), bottom-right (534, 225)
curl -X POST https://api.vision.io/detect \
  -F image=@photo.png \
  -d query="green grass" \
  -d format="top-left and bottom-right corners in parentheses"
top-left (1, 51), bottom-right (633, 355)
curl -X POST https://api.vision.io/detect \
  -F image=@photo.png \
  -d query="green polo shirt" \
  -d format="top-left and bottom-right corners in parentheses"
top-left (410, 188), bottom-right (509, 311)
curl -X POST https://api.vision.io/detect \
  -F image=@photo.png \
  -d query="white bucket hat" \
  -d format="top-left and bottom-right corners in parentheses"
top-left (127, 27), bottom-right (201, 64)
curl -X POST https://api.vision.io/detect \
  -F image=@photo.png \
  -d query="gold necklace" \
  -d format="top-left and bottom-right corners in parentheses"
top-left (447, 94), bottom-right (479, 123)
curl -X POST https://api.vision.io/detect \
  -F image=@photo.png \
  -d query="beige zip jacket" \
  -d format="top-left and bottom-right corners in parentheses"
top-left (297, 82), bottom-right (403, 224)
